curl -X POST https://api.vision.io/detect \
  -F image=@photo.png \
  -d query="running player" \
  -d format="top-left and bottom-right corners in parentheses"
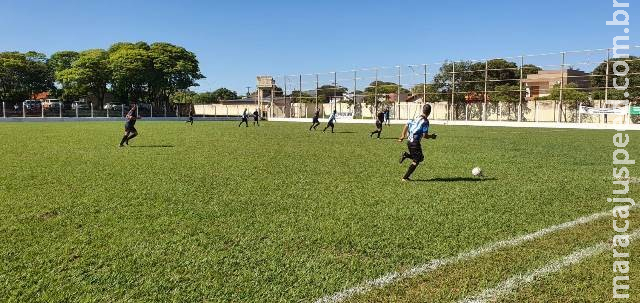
top-left (119, 104), bottom-right (139, 147)
top-left (239, 108), bottom-right (249, 127)
top-left (370, 110), bottom-right (385, 139)
top-left (323, 110), bottom-right (337, 133)
top-left (398, 104), bottom-right (437, 181)
top-left (186, 110), bottom-right (194, 125)
top-left (253, 109), bottom-right (260, 126)
top-left (309, 108), bottom-right (320, 131)
top-left (384, 108), bottom-right (390, 126)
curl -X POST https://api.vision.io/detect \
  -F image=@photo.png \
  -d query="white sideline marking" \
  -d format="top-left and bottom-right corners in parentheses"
top-left (459, 229), bottom-right (640, 303)
top-left (314, 209), bottom-right (620, 303)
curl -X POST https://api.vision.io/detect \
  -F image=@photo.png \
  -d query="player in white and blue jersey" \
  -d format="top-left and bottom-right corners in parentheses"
top-left (323, 110), bottom-right (337, 133)
top-left (398, 104), bottom-right (437, 181)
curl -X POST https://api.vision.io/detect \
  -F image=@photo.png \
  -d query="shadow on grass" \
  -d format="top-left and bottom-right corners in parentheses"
top-left (331, 131), bottom-right (356, 134)
top-left (413, 177), bottom-right (497, 182)
top-left (128, 145), bottom-right (175, 148)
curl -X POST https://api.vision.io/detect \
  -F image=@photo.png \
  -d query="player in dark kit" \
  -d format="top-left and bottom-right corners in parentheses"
top-left (323, 110), bottom-right (337, 133)
top-left (309, 108), bottom-right (320, 131)
top-left (253, 109), bottom-right (260, 126)
top-left (384, 108), bottom-right (390, 126)
top-left (398, 104), bottom-right (437, 181)
top-left (186, 111), bottom-right (194, 125)
top-left (239, 109), bottom-right (249, 127)
top-left (370, 110), bottom-right (385, 139)
top-left (119, 104), bottom-right (140, 147)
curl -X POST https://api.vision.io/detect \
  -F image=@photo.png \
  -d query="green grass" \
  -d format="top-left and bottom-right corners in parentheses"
top-left (0, 121), bottom-right (637, 302)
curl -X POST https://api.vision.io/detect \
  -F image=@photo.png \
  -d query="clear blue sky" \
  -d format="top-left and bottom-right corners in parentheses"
top-left (0, 0), bottom-right (637, 93)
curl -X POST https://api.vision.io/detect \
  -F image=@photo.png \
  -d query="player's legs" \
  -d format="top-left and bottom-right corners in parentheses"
top-left (126, 130), bottom-right (138, 145)
top-left (402, 143), bottom-right (424, 181)
top-left (119, 131), bottom-right (130, 147)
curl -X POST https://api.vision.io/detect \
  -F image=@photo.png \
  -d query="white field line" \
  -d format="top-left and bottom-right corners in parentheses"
top-left (459, 228), bottom-right (640, 303)
top-left (314, 209), bottom-right (623, 303)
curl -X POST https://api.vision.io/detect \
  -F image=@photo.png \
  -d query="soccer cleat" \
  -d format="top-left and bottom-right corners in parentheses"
top-left (401, 178), bottom-right (411, 182)
top-left (119, 144), bottom-right (125, 148)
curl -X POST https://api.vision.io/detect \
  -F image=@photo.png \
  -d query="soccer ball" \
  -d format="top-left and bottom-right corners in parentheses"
top-left (472, 167), bottom-right (483, 177)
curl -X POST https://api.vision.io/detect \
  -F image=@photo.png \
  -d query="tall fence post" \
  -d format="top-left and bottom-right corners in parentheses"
top-left (374, 69), bottom-right (379, 116)
top-left (315, 74), bottom-right (319, 111)
top-left (91, 103), bottom-right (94, 118)
top-left (519, 55), bottom-right (524, 122)
top-left (22, 102), bottom-right (25, 118)
top-left (397, 66), bottom-right (401, 120)
top-left (483, 60), bottom-right (488, 121)
top-left (423, 64), bottom-right (427, 107)
top-left (150, 104), bottom-right (153, 118)
top-left (535, 100), bottom-right (538, 122)
top-left (107, 107), bottom-right (110, 118)
top-left (578, 102), bottom-right (582, 124)
top-left (59, 102), bottom-right (62, 118)
top-left (353, 70), bottom-right (357, 119)
top-left (121, 105), bottom-right (124, 118)
top-left (76, 105), bottom-right (79, 118)
top-left (2, 102), bottom-right (4, 118)
top-left (559, 52), bottom-right (566, 123)
top-left (451, 62), bottom-right (456, 121)
top-left (605, 48), bottom-right (611, 105)
top-left (164, 104), bottom-right (167, 117)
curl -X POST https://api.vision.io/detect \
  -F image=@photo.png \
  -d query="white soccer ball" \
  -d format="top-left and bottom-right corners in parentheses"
top-left (472, 167), bottom-right (483, 177)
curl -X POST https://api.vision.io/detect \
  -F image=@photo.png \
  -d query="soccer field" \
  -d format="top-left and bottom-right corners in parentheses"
top-left (0, 121), bottom-right (638, 302)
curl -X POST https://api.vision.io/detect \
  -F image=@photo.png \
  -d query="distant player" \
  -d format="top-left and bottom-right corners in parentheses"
top-left (384, 108), bottom-right (390, 126)
top-left (398, 104), bottom-right (437, 181)
top-left (323, 110), bottom-right (337, 133)
top-left (119, 104), bottom-right (139, 147)
top-left (253, 109), bottom-right (260, 126)
top-left (309, 108), bottom-right (320, 131)
top-left (370, 110), bottom-right (385, 139)
top-left (239, 108), bottom-right (249, 127)
top-left (186, 110), bottom-right (194, 125)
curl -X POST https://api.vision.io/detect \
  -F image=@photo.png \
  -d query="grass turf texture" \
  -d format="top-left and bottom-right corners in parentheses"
top-left (0, 121), bottom-right (637, 302)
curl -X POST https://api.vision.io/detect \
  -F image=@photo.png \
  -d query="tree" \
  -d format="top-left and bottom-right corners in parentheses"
top-left (57, 49), bottom-right (111, 107)
top-left (591, 56), bottom-right (639, 101)
top-left (362, 81), bottom-right (409, 109)
top-left (0, 51), bottom-right (53, 103)
top-left (212, 88), bottom-right (238, 101)
top-left (148, 42), bottom-right (204, 107)
top-left (108, 45), bottom-right (154, 103)
top-left (411, 83), bottom-right (443, 103)
top-left (49, 51), bottom-right (80, 100)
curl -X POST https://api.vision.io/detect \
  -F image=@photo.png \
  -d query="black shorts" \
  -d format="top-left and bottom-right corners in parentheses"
top-left (376, 121), bottom-right (383, 129)
top-left (125, 126), bottom-right (137, 133)
top-left (328, 121), bottom-right (335, 127)
top-left (407, 142), bottom-right (424, 163)
top-left (312, 117), bottom-right (319, 123)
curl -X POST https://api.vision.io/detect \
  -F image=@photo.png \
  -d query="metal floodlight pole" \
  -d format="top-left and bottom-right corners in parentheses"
top-left (59, 102), bottom-right (62, 118)
top-left (519, 56), bottom-right (524, 122)
top-left (333, 72), bottom-right (337, 112)
top-left (375, 69), bottom-right (379, 114)
top-left (605, 48), bottom-right (611, 104)
top-left (559, 52), bottom-right (566, 123)
top-left (314, 74), bottom-right (319, 112)
top-left (423, 65), bottom-right (427, 105)
top-left (451, 62), bottom-right (456, 121)
top-left (299, 74), bottom-right (303, 118)
top-left (75, 104), bottom-right (79, 118)
top-left (91, 103), bottom-right (94, 118)
top-left (484, 60), bottom-right (488, 121)
top-left (41, 104), bottom-right (44, 118)
top-left (150, 104), bottom-right (153, 118)
top-left (397, 66), bottom-right (401, 120)
top-left (353, 70), bottom-right (357, 119)
top-left (2, 102), bottom-right (4, 118)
